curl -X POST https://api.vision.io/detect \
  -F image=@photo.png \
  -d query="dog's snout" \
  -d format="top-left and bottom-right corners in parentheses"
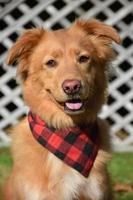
top-left (62, 79), bottom-right (81, 95)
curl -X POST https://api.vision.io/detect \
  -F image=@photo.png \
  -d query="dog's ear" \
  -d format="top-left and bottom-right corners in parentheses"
top-left (7, 28), bottom-right (44, 80)
top-left (75, 19), bottom-right (121, 44)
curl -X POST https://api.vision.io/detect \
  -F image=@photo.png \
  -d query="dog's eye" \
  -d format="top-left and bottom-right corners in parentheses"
top-left (45, 59), bottom-right (57, 67)
top-left (78, 55), bottom-right (90, 63)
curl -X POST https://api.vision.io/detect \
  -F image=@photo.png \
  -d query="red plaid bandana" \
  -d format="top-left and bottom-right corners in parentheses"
top-left (28, 111), bottom-right (100, 177)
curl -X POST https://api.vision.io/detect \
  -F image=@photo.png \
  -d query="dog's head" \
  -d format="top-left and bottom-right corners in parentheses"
top-left (7, 20), bottom-right (120, 128)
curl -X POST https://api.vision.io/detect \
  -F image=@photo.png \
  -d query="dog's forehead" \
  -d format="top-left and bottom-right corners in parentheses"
top-left (41, 28), bottom-right (86, 49)
top-left (53, 27), bottom-right (83, 41)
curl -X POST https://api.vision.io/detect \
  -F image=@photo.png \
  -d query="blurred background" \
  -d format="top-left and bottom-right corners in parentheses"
top-left (0, 0), bottom-right (133, 199)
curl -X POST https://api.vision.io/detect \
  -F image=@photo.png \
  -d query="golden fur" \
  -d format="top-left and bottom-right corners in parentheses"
top-left (4, 20), bottom-right (120, 200)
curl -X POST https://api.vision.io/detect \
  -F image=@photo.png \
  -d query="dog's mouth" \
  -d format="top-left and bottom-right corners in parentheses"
top-left (61, 98), bottom-right (86, 114)
top-left (47, 90), bottom-right (87, 115)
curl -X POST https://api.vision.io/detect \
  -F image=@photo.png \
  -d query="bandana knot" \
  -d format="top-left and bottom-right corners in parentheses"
top-left (28, 111), bottom-right (100, 177)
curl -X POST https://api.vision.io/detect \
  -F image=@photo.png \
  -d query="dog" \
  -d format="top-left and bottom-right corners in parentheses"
top-left (4, 19), bottom-right (120, 200)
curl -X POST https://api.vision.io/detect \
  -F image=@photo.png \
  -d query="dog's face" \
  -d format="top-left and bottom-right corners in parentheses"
top-left (7, 20), bottom-right (120, 128)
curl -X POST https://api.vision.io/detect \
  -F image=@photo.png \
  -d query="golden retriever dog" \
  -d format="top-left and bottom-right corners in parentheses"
top-left (4, 19), bottom-right (120, 200)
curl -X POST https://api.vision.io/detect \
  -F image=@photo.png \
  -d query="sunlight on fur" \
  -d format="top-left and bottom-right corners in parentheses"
top-left (4, 19), bottom-right (120, 200)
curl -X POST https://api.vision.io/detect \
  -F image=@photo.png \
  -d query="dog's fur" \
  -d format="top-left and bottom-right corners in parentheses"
top-left (4, 20), bottom-right (120, 200)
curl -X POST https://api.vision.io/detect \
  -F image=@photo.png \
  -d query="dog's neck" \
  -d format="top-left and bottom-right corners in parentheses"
top-left (28, 111), bottom-right (100, 177)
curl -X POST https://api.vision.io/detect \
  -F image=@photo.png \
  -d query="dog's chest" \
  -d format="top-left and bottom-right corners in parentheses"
top-left (22, 152), bottom-right (103, 200)
top-left (43, 153), bottom-right (103, 200)
top-left (23, 169), bottom-right (102, 200)
top-left (61, 171), bottom-right (103, 200)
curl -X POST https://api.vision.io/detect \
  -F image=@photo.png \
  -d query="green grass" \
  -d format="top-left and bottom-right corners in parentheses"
top-left (0, 148), bottom-right (12, 200)
top-left (0, 148), bottom-right (133, 200)
top-left (109, 153), bottom-right (133, 200)
top-left (115, 193), bottom-right (133, 200)
top-left (109, 153), bottom-right (133, 185)
top-left (0, 148), bottom-right (12, 186)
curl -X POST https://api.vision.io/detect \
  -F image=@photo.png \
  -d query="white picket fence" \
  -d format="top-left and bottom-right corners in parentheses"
top-left (0, 0), bottom-right (133, 151)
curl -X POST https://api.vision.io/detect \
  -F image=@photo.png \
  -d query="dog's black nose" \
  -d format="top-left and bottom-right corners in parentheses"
top-left (62, 79), bottom-right (81, 95)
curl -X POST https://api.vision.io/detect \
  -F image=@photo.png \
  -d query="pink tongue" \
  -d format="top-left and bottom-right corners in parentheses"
top-left (66, 102), bottom-right (83, 110)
